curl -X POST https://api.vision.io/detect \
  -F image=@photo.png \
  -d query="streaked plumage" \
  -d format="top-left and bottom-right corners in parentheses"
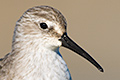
top-left (0, 6), bottom-right (103, 80)
top-left (0, 6), bottom-right (71, 80)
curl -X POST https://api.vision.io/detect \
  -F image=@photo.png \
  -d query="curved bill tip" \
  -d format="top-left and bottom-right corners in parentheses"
top-left (99, 68), bottom-right (104, 72)
top-left (59, 32), bottom-right (104, 72)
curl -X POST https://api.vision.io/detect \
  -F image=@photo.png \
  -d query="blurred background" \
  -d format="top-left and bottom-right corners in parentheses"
top-left (0, 0), bottom-right (120, 80)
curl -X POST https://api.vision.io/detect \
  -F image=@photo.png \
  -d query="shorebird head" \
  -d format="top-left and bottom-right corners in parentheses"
top-left (13, 6), bottom-right (103, 72)
top-left (13, 6), bottom-right (67, 50)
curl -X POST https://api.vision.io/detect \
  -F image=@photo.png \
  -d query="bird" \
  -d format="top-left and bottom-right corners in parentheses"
top-left (0, 6), bottom-right (103, 80)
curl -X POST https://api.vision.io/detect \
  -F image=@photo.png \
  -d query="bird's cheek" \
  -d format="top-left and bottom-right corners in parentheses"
top-left (51, 39), bottom-right (62, 47)
top-left (57, 40), bottom-right (62, 47)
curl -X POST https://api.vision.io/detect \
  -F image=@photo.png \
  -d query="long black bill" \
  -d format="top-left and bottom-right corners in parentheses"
top-left (59, 32), bottom-right (104, 72)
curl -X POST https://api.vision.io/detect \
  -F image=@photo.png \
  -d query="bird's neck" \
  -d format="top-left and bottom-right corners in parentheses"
top-left (11, 40), bottom-right (63, 66)
top-left (9, 40), bottom-right (71, 80)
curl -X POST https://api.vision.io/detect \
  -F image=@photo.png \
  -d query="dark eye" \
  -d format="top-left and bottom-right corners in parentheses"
top-left (40, 23), bottom-right (48, 29)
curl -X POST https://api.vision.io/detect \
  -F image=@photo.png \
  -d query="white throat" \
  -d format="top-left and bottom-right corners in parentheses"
top-left (10, 43), bottom-right (71, 80)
